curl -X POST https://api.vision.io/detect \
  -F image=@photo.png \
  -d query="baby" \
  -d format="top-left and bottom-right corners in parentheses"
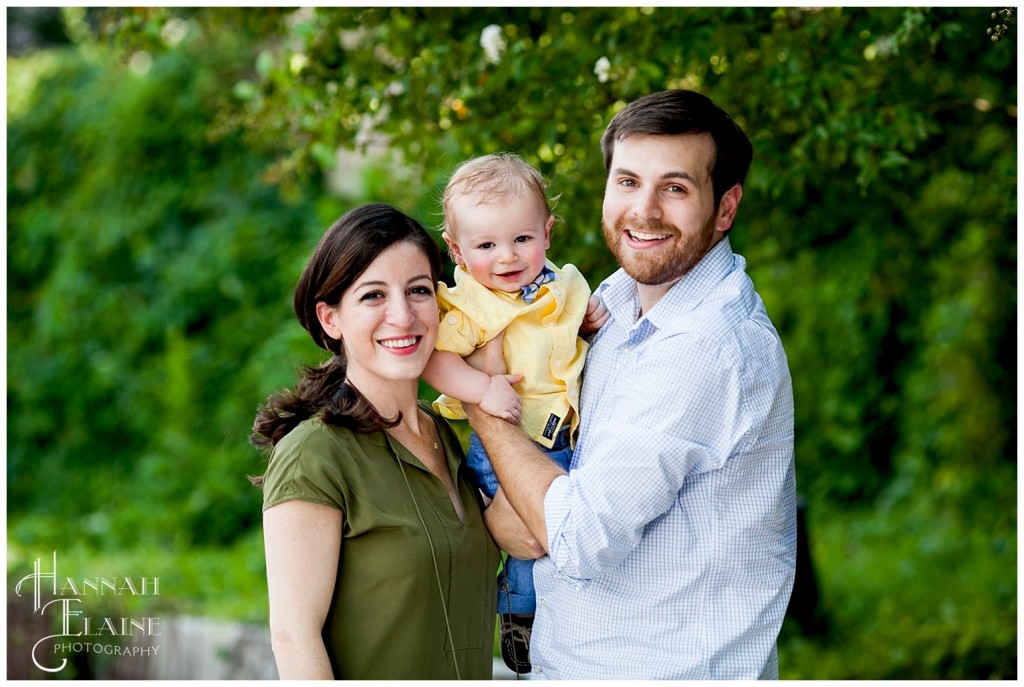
top-left (422, 153), bottom-right (607, 674)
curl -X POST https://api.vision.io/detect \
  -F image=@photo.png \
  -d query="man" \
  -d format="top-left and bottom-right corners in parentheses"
top-left (467, 90), bottom-right (797, 679)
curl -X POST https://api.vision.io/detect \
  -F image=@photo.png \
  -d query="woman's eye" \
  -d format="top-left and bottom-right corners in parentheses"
top-left (360, 291), bottom-right (384, 302)
top-left (410, 285), bottom-right (434, 297)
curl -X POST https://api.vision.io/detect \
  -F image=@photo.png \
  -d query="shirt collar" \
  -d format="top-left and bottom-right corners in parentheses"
top-left (599, 237), bottom-right (736, 330)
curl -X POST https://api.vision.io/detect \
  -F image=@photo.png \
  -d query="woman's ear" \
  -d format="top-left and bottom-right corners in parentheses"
top-left (315, 301), bottom-right (343, 341)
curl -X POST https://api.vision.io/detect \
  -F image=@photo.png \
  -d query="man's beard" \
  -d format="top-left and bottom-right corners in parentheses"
top-left (603, 211), bottom-right (719, 286)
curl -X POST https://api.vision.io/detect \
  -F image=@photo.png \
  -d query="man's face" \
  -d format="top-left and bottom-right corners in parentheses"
top-left (601, 132), bottom-right (732, 288)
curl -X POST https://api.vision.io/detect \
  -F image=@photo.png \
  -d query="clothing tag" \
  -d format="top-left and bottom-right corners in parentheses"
top-left (542, 413), bottom-right (561, 439)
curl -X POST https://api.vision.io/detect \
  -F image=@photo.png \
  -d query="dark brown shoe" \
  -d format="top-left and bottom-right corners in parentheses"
top-left (499, 613), bottom-right (533, 674)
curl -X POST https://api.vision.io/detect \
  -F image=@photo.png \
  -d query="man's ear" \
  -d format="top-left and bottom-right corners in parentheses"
top-left (714, 184), bottom-right (743, 233)
top-left (442, 232), bottom-right (465, 267)
top-left (315, 301), bottom-right (342, 341)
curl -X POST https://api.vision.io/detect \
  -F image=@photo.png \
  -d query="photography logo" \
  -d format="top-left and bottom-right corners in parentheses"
top-left (14, 551), bottom-right (162, 673)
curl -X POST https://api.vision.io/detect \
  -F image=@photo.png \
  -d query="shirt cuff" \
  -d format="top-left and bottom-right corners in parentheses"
top-left (543, 474), bottom-right (590, 587)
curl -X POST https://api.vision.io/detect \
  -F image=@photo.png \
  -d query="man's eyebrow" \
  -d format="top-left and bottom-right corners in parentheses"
top-left (610, 167), bottom-right (702, 186)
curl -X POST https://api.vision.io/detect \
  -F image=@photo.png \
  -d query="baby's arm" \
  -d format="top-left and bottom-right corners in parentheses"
top-left (423, 350), bottom-right (523, 423)
top-left (579, 294), bottom-right (610, 337)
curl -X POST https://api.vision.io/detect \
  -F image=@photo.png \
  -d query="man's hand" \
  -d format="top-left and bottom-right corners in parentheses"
top-left (580, 295), bottom-right (610, 337)
top-left (483, 488), bottom-right (545, 559)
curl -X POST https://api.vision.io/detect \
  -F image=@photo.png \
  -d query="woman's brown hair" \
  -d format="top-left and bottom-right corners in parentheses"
top-left (250, 204), bottom-right (442, 462)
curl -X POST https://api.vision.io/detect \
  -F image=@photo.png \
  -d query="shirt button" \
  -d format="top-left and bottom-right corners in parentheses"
top-left (533, 667), bottom-right (542, 675)
top-left (539, 598), bottom-right (546, 608)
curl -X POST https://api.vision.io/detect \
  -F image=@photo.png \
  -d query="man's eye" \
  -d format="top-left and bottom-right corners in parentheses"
top-left (668, 184), bottom-right (687, 193)
top-left (618, 178), bottom-right (638, 187)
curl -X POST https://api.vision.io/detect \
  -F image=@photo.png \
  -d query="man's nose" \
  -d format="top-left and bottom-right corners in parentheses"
top-left (632, 188), bottom-right (662, 222)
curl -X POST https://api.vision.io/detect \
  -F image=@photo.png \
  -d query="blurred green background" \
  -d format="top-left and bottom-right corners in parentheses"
top-left (7, 7), bottom-right (1016, 679)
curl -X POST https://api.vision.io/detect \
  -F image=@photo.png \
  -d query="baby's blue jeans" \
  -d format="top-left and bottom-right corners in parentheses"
top-left (466, 428), bottom-right (573, 615)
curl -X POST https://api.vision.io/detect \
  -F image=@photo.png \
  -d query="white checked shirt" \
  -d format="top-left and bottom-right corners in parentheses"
top-left (531, 238), bottom-right (797, 679)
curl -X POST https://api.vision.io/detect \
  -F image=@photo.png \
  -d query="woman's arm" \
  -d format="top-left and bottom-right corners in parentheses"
top-left (263, 500), bottom-right (343, 679)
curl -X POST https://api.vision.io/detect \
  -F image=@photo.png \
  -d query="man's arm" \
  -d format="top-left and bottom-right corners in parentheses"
top-left (464, 403), bottom-right (565, 550)
top-left (481, 488), bottom-right (545, 559)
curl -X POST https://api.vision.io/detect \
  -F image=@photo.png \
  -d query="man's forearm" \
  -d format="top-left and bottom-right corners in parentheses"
top-left (466, 406), bottom-right (565, 549)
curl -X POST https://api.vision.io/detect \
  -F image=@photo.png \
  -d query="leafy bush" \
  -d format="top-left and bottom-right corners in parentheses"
top-left (7, 7), bottom-right (1016, 678)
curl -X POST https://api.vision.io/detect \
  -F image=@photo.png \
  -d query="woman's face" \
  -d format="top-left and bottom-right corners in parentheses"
top-left (317, 241), bottom-right (438, 393)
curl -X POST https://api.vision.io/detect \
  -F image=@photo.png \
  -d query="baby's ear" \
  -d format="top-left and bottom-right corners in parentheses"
top-left (442, 232), bottom-right (465, 267)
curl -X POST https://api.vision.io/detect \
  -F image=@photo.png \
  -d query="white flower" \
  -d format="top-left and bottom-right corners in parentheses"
top-left (594, 56), bottom-right (611, 83)
top-left (480, 25), bottom-right (506, 64)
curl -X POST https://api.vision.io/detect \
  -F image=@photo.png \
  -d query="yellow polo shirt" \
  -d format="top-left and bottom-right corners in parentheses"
top-left (433, 261), bottom-right (591, 449)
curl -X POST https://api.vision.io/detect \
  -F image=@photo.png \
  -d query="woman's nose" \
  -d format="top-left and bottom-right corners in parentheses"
top-left (386, 297), bottom-right (416, 326)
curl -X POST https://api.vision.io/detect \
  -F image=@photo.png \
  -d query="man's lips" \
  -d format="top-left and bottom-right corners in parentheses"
top-left (627, 228), bottom-right (672, 242)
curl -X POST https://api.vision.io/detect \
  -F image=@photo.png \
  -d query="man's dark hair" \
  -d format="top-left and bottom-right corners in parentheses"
top-left (601, 90), bottom-right (753, 207)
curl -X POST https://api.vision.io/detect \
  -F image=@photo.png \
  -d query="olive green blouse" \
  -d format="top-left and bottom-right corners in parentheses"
top-left (261, 402), bottom-right (500, 679)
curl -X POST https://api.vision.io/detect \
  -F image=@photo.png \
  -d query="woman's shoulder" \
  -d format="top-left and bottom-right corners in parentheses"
top-left (262, 418), bottom-right (386, 511)
top-left (273, 416), bottom-right (387, 465)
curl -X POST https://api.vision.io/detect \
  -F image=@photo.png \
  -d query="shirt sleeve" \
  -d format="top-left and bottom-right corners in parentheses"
top-left (261, 423), bottom-right (348, 513)
top-left (543, 332), bottom-right (754, 581)
top-left (436, 307), bottom-right (486, 357)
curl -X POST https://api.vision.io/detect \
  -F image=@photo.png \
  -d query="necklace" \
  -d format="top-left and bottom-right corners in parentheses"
top-left (420, 409), bottom-right (441, 452)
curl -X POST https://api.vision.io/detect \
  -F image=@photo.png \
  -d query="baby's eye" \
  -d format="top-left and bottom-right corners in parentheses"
top-left (514, 235), bottom-right (532, 244)
top-left (477, 242), bottom-right (495, 250)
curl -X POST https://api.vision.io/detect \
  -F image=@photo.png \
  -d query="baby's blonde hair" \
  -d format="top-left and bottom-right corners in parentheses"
top-left (441, 153), bottom-right (554, 241)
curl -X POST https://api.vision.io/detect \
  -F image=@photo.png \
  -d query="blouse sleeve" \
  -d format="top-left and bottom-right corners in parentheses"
top-left (261, 420), bottom-right (349, 513)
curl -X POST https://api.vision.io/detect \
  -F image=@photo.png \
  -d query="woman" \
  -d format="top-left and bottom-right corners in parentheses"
top-left (251, 204), bottom-right (501, 679)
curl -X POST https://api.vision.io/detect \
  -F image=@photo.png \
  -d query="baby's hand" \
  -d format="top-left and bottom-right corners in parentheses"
top-left (478, 374), bottom-right (523, 424)
top-left (580, 295), bottom-right (610, 337)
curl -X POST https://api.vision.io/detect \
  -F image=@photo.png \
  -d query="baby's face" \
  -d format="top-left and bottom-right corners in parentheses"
top-left (446, 196), bottom-right (552, 293)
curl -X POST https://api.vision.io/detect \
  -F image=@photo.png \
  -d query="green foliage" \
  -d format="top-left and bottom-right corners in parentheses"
top-left (7, 7), bottom-right (1016, 678)
top-left (6, 37), bottom-right (325, 551)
